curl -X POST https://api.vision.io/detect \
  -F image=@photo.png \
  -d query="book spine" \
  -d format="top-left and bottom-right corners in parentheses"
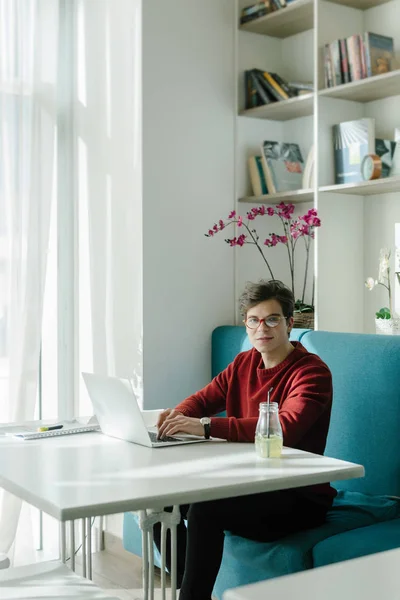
top-left (270, 73), bottom-right (297, 97)
top-left (255, 156), bottom-right (269, 194)
top-left (250, 71), bottom-right (272, 105)
top-left (358, 34), bottom-right (367, 79)
top-left (330, 40), bottom-right (342, 86)
top-left (324, 44), bottom-right (333, 88)
top-left (339, 39), bottom-right (350, 84)
top-left (364, 32), bottom-right (372, 77)
top-left (240, 8), bottom-right (269, 24)
top-left (348, 34), bottom-right (362, 81)
top-left (287, 82), bottom-right (313, 91)
top-left (262, 71), bottom-right (289, 100)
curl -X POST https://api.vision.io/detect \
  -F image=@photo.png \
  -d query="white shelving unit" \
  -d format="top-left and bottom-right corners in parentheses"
top-left (235, 0), bottom-right (400, 334)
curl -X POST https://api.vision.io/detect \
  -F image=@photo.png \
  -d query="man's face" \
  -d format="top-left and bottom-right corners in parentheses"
top-left (245, 299), bottom-right (293, 355)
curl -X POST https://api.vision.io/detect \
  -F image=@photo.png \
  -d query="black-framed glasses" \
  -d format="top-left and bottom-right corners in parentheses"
top-left (244, 315), bottom-right (287, 329)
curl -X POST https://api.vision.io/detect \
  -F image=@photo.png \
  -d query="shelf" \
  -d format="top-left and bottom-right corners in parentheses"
top-left (240, 189), bottom-right (314, 204)
top-left (319, 70), bottom-right (400, 103)
top-left (320, 176), bottom-right (400, 196)
top-left (239, 94), bottom-right (313, 121)
top-left (239, 0), bottom-right (313, 38)
top-left (325, 0), bottom-right (392, 9)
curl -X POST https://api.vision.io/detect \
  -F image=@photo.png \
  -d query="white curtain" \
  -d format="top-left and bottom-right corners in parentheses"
top-left (0, 0), bottom-right (58, 554)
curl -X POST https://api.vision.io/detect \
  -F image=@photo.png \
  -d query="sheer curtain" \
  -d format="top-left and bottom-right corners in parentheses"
top-left (0, 0), bottom-right (58, 555)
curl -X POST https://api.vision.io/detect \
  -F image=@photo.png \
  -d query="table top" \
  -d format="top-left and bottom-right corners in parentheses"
top-left (0, 560), bottom-right (119, 599)
top-left (223, 547), bottom-right (400, 600)
top-left (0, 430), bottom-right (364, 521)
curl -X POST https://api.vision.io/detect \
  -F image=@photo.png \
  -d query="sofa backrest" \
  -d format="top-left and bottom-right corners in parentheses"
top-left (301, 331), bottom-right (400, 497)
top-left (211, 326), bottom-right (310, 379)
top-left (211, 326), bottom-right (400, 497)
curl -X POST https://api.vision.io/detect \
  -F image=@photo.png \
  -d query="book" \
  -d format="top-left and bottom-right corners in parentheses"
top-left (339, 39), bottom-right (350, 84)
top-left (250, 70), bottom-right (274, 105)
top-left (330, 40), bottom-right (342, 86)
top-left (333, 118), bottom-right (375, 184)
top-left (364, 32), bottom-right (394, 77)
top-left (287, 81), bottom-right (313, 91)
top-left (375, 138), bottom-right (396, 178)
top-left (324, 44), bottom-right (334, 88)
top-left (248, 156), bottom-right (269, 196)
top-left (240, 2), bottom-right (271, 23)
top-left (270, 73), bottom-right (297, 97)
top-left (256, 70), bottom-right (289, 101)
top-left (390, 128), bottom-right (400, 177)
top-left (245, 70), bottom-right (264, 108)
top-left (347, 34), bottom-right (362, 81)
top-left (261, 141), bottom-right (304, 192)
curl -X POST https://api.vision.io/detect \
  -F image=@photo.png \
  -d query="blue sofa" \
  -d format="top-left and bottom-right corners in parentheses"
top-left (123, 327), bottom-right (400, 598)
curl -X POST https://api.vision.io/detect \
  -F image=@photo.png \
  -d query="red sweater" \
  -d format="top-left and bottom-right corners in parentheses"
top-left (176, 342), bottom-right (336, 505)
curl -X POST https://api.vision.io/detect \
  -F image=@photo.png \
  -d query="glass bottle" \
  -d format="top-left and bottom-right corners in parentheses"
top-left (255, 402), bottom-right (283, 458)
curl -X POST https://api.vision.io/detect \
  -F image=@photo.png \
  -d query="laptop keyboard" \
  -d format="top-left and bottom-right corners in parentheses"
top-left (149, 431), bottom-right (179, 444)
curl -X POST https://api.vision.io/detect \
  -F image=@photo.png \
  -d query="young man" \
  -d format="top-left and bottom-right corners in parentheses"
top-left (155, 279), bottom-right (335, 600)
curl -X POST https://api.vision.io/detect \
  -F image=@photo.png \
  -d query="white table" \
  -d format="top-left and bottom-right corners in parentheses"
top-left (223, 547), bottom-right (400, 600)
top-left (0, 431), bottom-right (364, 599)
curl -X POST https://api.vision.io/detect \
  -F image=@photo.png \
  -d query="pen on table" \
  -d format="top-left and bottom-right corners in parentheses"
top-left (37, 425), bottom-right (64, 432)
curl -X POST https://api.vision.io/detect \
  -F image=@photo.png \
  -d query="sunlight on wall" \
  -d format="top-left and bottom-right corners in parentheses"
top-left (77, 1), bottom-right (87, 107)
top-left (78, 136), bottom-right (93, 416)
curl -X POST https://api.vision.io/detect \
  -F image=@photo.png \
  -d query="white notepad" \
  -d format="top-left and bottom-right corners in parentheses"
top-left (6, 423), bottom-right (100, 440)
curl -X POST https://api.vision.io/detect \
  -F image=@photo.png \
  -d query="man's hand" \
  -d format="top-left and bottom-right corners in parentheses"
top-left (157, 410), bottom-right (205, 439)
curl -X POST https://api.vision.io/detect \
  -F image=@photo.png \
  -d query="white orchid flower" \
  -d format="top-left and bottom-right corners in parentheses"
top-left (378, 248), bottom-right (390, 282)
top-left (365, 277), bottom-right (377, 290)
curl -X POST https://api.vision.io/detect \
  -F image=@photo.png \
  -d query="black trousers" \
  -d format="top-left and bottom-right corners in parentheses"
top-left (153, 489), bottom-right (329, 600)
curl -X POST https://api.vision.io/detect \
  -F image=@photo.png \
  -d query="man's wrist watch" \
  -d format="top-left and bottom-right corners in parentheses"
top-left (200, 417), bottom-right (211, 439)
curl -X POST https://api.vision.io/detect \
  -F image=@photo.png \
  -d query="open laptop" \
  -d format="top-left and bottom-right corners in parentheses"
top-left (82, 372), bottom-right (209, 448)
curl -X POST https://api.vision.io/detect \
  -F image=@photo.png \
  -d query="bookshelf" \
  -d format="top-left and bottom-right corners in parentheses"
top-left (239, 0), bottom-right (313, 38)
top-left (235, 0), bottom-right (400, 334)
top-left (239, 93), bottom-right (313, 121)
top-left (320, 176), bottom-right (400, 195)
top-left (319, 69), bottom-right (400, 102)
top-left (240, 188), bottom-right (314, 204)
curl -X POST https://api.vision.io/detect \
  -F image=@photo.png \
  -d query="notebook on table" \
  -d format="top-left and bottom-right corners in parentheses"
top-left (4, 420), bottom-right (100, 440)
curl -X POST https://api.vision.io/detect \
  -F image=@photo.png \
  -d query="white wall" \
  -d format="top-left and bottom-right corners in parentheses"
top-left (142, 0), bottom-right (236, 409)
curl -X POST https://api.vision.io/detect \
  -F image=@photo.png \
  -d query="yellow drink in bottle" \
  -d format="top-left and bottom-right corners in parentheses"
top-left (255, 434), bottom-right (283, 458)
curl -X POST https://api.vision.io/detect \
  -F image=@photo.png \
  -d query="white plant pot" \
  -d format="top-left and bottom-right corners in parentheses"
top-left (375, 317), bottom-right (400, 335)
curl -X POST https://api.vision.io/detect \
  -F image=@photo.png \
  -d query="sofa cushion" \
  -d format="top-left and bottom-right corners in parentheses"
top-left (213, 490), bottom-right (400, 598)
top-left (313, 517), bottom-right (400, 567)
top-left (301, 331), bottom-right (400, 497)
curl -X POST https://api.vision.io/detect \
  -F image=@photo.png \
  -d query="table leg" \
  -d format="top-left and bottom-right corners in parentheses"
top-left (81, 519), bottom-right (87, 578)
top-left (160, 521), bottom-right (167, 600)
top-left (148, 529), bottom-right (155, 600)
top-left (86, 517), bottom-right (92, 580)
top-left (60, 522), bottom-right (66, 563)
top-left (69, 520), bottom-right (75, 571)
top-left (140, 511), bottom-right (149, 600)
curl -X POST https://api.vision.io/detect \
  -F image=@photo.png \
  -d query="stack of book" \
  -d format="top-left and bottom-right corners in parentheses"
top-left (240, 0), bottom-right (288, 24)
top-left (248, 141), bottom-right (307, 195)
top-left (324, 32), bottom-right (394, 88)
top-left (245, 69), bottom-right (312, 108)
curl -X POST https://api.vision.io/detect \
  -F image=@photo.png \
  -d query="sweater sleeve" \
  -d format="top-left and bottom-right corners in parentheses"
top-left (174, 361), bottom-right (234, 417)
top-left (278, 362), bottom-right (333, 447)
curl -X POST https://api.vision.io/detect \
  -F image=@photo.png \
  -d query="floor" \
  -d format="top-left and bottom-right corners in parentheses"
top-left (74, 549), bottom-right (171, 600)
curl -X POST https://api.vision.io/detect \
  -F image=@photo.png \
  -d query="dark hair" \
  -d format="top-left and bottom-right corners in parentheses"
top-left (239, 279), bottom-right (294, 319)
